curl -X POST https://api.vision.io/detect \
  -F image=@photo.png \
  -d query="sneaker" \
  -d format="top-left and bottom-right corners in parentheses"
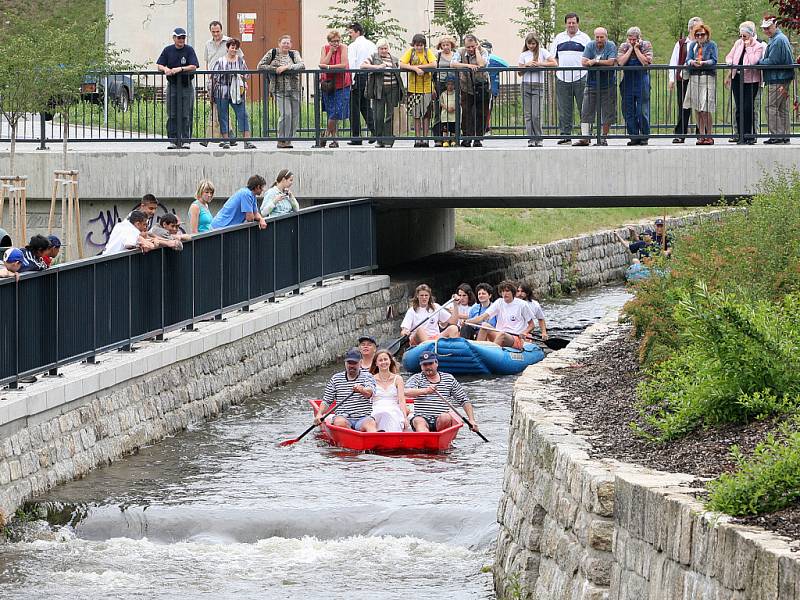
top-left (672, 138), bottom-right (685, 144)
top-left (229, 140), bottom-right (238, 147)
top-left (473, 140), bottom-right (483, 147)
top-left (329, 140), bottom-right (339, 148)
top-left (244, 142), bottom-right (256, 149)
top-left (347, 140), bottom-right (363, 145)
top-left (221, 142), bottom-right (230, 149)
top-left (557, 138), bottom-right (572, 145)
top-left (460, 141), bottom-right (471, 147)
top-left (572, 139), bottom-right (590, 146)
top-left (199, 141), bottom-right (209, 147)
top-left (167, 143), bottom-right (179, 149)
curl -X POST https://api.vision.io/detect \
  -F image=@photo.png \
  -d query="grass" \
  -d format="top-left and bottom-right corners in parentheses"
top-left (454, 207), bottom-right (703, 248)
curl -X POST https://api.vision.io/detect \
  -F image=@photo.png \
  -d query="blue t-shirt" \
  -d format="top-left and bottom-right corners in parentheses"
top-left (468, 302), bottom-right (497, 327)
top-left (156, 44), bottom-right (200, 84)
top-left (488, 54), bottom-right (509, 96)
top-left (210, 187), bottom-right (258, 229)
top-left (583, 40), bottom-right (617, 88)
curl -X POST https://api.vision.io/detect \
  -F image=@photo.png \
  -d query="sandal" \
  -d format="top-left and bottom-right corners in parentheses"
top-left (329, 140), bottom-right (339, 148)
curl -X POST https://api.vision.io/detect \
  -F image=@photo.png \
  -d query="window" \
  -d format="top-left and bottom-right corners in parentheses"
top-left (433, 0), bottom-right (446, 18)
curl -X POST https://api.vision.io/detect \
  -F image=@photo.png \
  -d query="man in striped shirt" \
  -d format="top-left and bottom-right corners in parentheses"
top-left (315, 348), bottom-right (378, 431)
top-left (405, 352), bottom-right (479, 432)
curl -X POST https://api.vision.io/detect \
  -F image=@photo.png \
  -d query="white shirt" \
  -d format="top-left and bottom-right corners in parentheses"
top-left (348, 35), bottom-right (377, 70)
top-left (103, 220), bottom-right (142, 255)
top-left (518, 48), bottom-right (553, 84)
top-left (549, 30), bottom-right (591, 82)
top-left (401, 305), bottom-right (451, 337)
top-left (527, 299), bottom-right (546, 321)
top-left (205, 36), bottom-right (243, 68)
top-left (486, 298), bottom-right (535, 334)
top-left (668, 37), bottom-right (693, 83)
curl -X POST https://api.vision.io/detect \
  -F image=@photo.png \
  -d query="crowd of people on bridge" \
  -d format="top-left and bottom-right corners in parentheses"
top-left (154, 14), bottom-right (798, 149)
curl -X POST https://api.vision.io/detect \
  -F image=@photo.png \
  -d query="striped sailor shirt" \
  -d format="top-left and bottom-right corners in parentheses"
top-left (405, 371), bottom-right (470, 419)
top-left (322, 370), bottom-right (376, 418)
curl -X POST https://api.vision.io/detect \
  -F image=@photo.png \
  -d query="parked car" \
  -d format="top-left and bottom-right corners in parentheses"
top-left (80, 74), bottom-right (136, 112)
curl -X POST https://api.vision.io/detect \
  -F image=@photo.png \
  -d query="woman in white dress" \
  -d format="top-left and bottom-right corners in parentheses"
top-left (369, 350), bottom-right (409, 432)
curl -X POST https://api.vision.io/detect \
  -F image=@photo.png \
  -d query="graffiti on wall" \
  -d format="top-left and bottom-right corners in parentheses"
top-left (85, 202), bottom-right (185, 253)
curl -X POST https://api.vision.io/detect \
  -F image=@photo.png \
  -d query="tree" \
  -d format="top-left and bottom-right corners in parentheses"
top-left (668, 0), bottom-right (689, 41)
top-left (772, 0), bottom-right (800, 33)
top-left (322, 0), bottom-right (407, 48)
top-left (432, 0), bottom-right (487, 46)
top-left (512, 0), bottom-right (557, 46)
top-left (602, 0), bottom-right (626, 45)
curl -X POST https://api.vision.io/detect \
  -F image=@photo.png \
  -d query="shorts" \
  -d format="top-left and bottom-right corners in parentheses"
top-left (409, 332), bottom-right (440, 347)
top-left (410, 415), bottom-right (439, 432)
top-left (408, 93), bottom-right (433, 119)
top-left (581, 86), bottom-right (617, 126)
top-left (330, 414), bottom-right (374, 430)
top-left (511, 335), bottom-right (524, 350)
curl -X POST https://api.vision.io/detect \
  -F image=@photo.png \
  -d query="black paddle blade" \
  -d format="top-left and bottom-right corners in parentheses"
top-left (543, 337), bottom-right (570, 350)
top-left (384, 335), bottom-right (408, 356)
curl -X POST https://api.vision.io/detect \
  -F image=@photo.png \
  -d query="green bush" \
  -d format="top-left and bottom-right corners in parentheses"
top-left (707, 421), bottom-right (800, 515)
top-left (633, 285), bottom-right (800, 440)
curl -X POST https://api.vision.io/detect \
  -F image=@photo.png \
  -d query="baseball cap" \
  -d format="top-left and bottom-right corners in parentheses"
top-left (358, 335), bottom-right (377, 345)
top-left (47, 235), bottom-right (62, 248)
top-left (655, 218), bottom-right (665, 225)
top-left (345, 348), bottom-right (362, 362)
top-left (761, 18), bottom-right (776, 28)
top-left (172, 27), bottom-right (188, 37)
top-left (419, 352), bottom-right (438, 365)
top-left (4, 248), bottom-right (24, 263)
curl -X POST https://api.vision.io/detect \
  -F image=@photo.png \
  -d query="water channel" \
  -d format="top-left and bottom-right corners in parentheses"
top-left (0, 285), bottom-right (631, 600)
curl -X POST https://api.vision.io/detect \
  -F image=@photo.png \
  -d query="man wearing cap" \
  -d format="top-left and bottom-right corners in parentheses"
top-left (315, 348), bottom-right (378, 431)
top-left (627, 219), bottom-right (673, 259)
top-left (156, 27), bottom-right (200, 149)
top-left (757, 17), bottom-right (794, 144)
top-left (42, 235), bottom-right (61, 267)
top-left (1, 248), bottom-right (24, 280)
top-left (358, 335), bottom-right (378, 371)
top-left (405, 352), bottom-right (477, 433)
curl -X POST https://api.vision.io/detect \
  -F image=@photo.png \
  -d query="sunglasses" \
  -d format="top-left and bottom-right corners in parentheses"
top-left (176, 35), bottom-right (187, 39)
top-left (695, 32), bottom-right (707, 37)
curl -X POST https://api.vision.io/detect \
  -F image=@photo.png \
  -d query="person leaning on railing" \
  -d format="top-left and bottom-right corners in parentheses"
top-left (517, 30), bottom-right (556, 148)
top-left (724, 22), bottom-right (764, 145)
top-left (400, 33), bottom-right (438, 148)
top-left (156, 27), bottom-right (199, 150)
top-left (260, 169), bottom-right (300, 218)
top-left (432, 36), bottom-right (461, 147)
top-left (211, 38), bottom-right (256, 149)
top-left (102, 211), bottom-right (156, 255)
top-left (258, 34), bottom-right (305, 149)
top-left (683, 23), bottom-right (718, 145)
top-left (669, 17), bottom-right (703, 144)
top-left (573, 27), bottom-right (617, 147)
top-left (0, 248), bottom-right (23, 281)
top-left (201, 20), bottom-right (242, 148)
top-left (188, 179), bottom-right (215, 234)
top-left (617, 27), bottom-right (653, 146)
top-left (361, 38), bottom-right (406, 148)
top-left (319, 30), bottom-right (351, 148)
top-left (757, 17), bottom-right (795, 145)
top-left (452, 34), bottom-right (490, 147)
top-left (210, 175), bottom-right (268, 230)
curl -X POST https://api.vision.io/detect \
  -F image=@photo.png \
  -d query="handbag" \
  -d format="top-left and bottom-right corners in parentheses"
top-left (321, 78), bottom-right (336, 94)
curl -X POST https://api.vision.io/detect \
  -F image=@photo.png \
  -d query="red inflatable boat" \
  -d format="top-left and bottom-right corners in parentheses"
top-left (308, 399), bottom-right (463, 452)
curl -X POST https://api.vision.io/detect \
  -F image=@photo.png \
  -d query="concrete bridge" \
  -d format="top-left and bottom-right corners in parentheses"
top-left (1, 139), bottom-right (795, 264)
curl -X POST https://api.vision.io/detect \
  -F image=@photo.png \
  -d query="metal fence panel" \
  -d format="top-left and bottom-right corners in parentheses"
top-left (0, 281), bottom-right (17, 382)
top-left (322, 205), bottom-right (349, 276)
top-left (349, 203), bottom-right (374, 272)
top-left (130, 250), bottom-right (164, 339)
top-left (249, 224), bottom-right (275, 299)
top-left (57, 265), bottom-right (95, 361)
top-left (193, 234), bottom-right (223, 317)
top-left (17, 274), bottom-right (58, 374)
top-left (274, 217), bottom-right (299, 292)
top-left (163, 242), bottom-right (195, 329)
top-left (95, 258), bottom-right (131, 350)
top-left (222, 227), bottom-right (252, 309)
top-left (299, 210), bottom-right (323, 284)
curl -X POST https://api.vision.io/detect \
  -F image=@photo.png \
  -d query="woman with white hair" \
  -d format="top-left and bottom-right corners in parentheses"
top-left (617, 26), bottom-right (654, 145)
top-left (361, 38), bottom-right (406, 147)
top-left (724, 21), bottom-right (764, 144)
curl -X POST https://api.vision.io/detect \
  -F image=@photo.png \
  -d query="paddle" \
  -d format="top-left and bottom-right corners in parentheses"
top-left (431, 387), bottom-right (489, 443)
top-left (278, 391), bottom-right (357, 447)
top-left (384, 298), bottom-right (455, 355)
top-left (477, 324), bottom-right (570, 351)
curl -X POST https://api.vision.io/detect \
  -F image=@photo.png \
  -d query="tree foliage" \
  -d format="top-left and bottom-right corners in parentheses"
top-left (772, 0), bottom-right (800, 33)
top-left (432, 0), bottom-right (487, 46)
top-left (512, 0), bottom-right (557, 45)
top-left (322, 0), bottom-right (407, 47)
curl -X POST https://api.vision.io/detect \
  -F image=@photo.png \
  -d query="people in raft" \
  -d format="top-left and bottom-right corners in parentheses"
top-left (405, 351), bottom-right (479, 432)
top-left (628, 218), bottom-right (674, 259)
top-left (465, 280), bottom-right (537, 348)
top-left (315, 347), bottom-right (378, 431)
top-left (461, 282), bottom-right (497, 340)
top-left (515, 283), bottom-right (549, 341)
top-left (448, 283), bottom-right (476, 336)
top-left (399, 283), bottom-right (459, 345)
top-left (369, 349), bottom-right (410, 432)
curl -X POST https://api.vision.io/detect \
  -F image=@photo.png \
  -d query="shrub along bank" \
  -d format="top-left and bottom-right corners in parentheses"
top-left (623, 172), bottom-right (800, 516)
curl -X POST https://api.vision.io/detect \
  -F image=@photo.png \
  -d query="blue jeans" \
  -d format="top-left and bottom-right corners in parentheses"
top-left (217, 97), bottom-right (250, 136)
top-left (621, 80), bottom-right (650, 138)
top-left (333, 415), bottom-right (374, 430)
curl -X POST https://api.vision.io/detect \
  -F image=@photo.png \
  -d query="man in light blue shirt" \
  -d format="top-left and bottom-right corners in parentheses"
top-left (211, 175), bottom-right (268, 229)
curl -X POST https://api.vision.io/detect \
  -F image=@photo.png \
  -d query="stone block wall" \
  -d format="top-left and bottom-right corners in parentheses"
top-left (495, 314), bottom-right (800, 600)
top-left (0, 277), bottom-right (398, 523)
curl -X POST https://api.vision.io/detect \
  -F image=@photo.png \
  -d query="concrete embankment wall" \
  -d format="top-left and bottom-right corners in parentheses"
top-left (494, 314), bottom-right (800, 600)
top-left (0, 276), bottom-right (407, 523)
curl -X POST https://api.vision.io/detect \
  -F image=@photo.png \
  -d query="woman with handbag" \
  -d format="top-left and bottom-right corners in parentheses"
top-left (319, 30), bottom-right (351, 148)
top-left (683, 23), bottom-right (718, 145)
top-left (211, 38), bottom-right (255, 149)
top-left (361, 38), bottom-right (405, 148)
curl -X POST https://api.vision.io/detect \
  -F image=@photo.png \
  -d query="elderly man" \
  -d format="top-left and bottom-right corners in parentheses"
top-left (550, 13), bottom-right (592, 143)
top-left (758, 17), bottom-right (794, 145)
top-left (573, 28), bottom-right (617, 146)
top-left (201, 21), bottom-right (242, 147)
top-left (617, 27), bottom-right (653, 145)
top-left (669, 17), bottom-right (703, 143)
top-left (405, 352), bottom-right (478, 433)
top-left (315, 347), bottom-right (377, 431)
top-left (453, 34), bottom-right (491, 147)
top-left (156, 27), bottom-right (199, 149)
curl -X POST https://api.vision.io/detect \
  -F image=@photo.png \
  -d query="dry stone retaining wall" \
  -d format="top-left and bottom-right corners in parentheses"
top-left (495, 313), bottom-right (800, 600)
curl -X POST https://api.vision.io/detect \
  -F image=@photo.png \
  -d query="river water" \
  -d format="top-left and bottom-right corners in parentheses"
top-left (0, 286), bottom-right (631, 600)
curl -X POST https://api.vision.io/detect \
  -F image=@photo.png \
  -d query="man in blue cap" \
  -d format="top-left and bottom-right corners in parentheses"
top-left (405, 352), bottom-right (478, 432)
top-left (315, 347), bottom-right (378, 431)
top-left (156, 27), bottom-right (200, 149)
top-left (1, 248), bottom-right (24, 280)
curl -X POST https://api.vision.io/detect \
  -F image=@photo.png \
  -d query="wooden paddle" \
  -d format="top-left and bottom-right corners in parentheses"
top-left (278, 391), bottom-right (357, 447)
top-left (431, 387), bottom-right (489, 443)
top-left (477, 324), bottom-right (570, 351)
top-left (384, 298), bottom-right (455, 355)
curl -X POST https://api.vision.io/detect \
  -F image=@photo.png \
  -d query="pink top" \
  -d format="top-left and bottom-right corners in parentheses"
top-left (725, 39), bottom-right (765, 83)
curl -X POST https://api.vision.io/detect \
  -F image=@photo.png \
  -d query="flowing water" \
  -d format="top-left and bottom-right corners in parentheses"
top-left (0, 286), bottom-right (632, 600)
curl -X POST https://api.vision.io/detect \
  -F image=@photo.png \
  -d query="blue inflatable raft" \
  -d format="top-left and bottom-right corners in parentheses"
top-left (402, 337), bottom-right (545, 375)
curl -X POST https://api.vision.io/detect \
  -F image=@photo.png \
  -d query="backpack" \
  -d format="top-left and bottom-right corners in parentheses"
top-left (267, 48), bottom-right (299, 65)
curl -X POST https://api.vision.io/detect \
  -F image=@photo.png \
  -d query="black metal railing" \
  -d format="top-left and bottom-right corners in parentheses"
top-left (0, 199), bottom-right (376, 387)
top-left (4, 64), bottom-right (800, 145)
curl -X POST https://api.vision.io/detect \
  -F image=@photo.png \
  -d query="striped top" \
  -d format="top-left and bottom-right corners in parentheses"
top-left (211, 56), bottom-right (248, 100)
top-left (405, 371), bottom-right (470, 419)
top-left (322, 370), bottom-right (377, 418)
